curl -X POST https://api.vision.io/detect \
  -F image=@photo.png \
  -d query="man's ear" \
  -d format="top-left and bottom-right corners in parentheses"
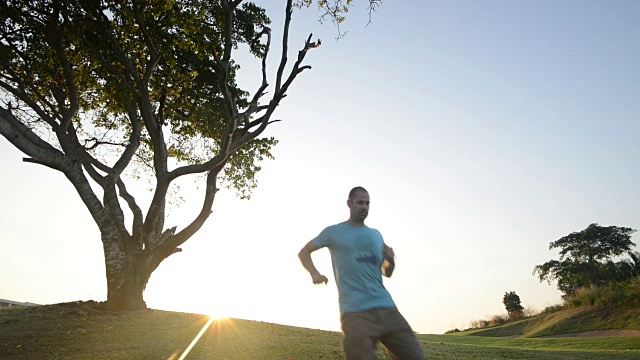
top-left (347, 199), bottom-right (352, 208)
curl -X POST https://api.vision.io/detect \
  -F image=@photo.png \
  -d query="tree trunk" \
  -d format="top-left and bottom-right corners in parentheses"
top-left (102, 232), bottom-right (150, 311)
top-left (104, 272), bottom-right (148, 311)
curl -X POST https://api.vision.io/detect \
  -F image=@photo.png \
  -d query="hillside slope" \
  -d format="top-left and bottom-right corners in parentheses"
top-left (464, 306), bottom-right (640, 338)
top-left (0, 301), bottom-right (347, 359)
top-left (3, 302), bottom-right (640, 359)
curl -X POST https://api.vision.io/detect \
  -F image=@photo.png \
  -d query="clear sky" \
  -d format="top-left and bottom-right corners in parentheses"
top-left (1, 0), bottom-right (639, 335)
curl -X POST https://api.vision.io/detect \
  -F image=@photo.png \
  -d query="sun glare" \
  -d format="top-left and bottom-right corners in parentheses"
top-left (208, 308), bottom-right (229, 321)
top-left (169, 314), bottom-right (241, 360)
top-left (174, 316), bottom-right (218, 360)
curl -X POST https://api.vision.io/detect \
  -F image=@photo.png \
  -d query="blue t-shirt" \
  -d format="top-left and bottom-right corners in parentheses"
top-left (312, 222), bottom-right (395, 315)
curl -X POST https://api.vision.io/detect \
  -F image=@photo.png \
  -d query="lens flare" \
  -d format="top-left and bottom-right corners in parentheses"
top-left (176, 316), bottom-right (215, 360)
top-left (171, 313), bottom-right (240, 360)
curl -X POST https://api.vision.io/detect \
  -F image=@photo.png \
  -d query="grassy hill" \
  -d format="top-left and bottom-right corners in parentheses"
top-left (460, 306), bottom-right (640, 338)
top-left (2, 301), bottom-right (640, 359)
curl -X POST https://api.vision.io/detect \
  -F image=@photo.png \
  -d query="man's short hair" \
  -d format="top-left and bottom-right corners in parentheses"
top-left (348, 186), bottom-right (368, 200)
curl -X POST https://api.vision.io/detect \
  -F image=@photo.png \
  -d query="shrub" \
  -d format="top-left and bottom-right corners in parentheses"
top-left (444, 328), bottom-right (461, 334)
top-left (523, 307), bottom-right (540, 318)
top-left (565, 276), bottom-right (640, 308)
top-left (489, 314), bottom-right (509, 326)
top-left (468, 319), bottom-right (490, 329)
top-left (624, 276), bottom-right (640, 306)
top-left (541, 304), bottom-right (564, 314)
top-left (508, 311), bottom-right (524, 321)
top-left (467, 308), bottom-right (539, 331)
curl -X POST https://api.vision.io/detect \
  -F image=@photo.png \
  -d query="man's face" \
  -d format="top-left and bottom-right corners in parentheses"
top-left (348, 190), bottom-right (370, 222)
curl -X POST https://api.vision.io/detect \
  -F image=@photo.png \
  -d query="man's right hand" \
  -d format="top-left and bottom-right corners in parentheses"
top-left (311, 272), bottom-right (328, 285)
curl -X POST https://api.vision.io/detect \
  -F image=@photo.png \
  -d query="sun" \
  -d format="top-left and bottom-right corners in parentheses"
top-left (207, 307), bottom-right (229, 321)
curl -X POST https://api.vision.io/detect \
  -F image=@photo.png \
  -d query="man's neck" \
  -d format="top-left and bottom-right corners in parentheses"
top-left (348, 219), bottom-right (366, 227)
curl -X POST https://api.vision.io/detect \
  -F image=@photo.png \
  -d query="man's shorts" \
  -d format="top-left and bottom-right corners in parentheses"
top-left (341, 307), bottom-right (424, 360)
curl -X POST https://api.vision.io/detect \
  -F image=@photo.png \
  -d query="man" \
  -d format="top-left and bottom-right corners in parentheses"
top-left (298, 186), bottom-right (424, 359)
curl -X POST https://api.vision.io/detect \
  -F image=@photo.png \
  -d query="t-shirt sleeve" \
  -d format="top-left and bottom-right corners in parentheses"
top-left (377, 230), bottom-right (385, 252)
top-left (312, 226), bottom-right (333, 249)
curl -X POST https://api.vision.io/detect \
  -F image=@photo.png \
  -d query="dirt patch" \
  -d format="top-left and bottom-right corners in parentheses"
top-left (539, 329), bottom-right (640, 338)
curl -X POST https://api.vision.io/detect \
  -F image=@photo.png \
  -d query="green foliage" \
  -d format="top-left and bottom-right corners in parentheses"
top-left (551, 224), bottom-right (636, 263)
top-left (541, 304), bottom-right (564, 315)
top-left (533, 223), bottom-right (637, 297)
top-left (566, 276), bottom-right (640, 309)
top-left (296, 0), bottom-right (355, 25)
top-left (220, 137), bottom-right (278, 199)
top-left (503, 291), bottom-right (525, 318)
top-left (0, 0), bottom-right (274, 197)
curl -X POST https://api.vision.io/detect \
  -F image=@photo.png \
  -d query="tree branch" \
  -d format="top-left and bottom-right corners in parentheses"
top-left (0, 38), bottom-right (61, 127)
top-left (0, 76), bottom-right (57, 129)
top-left (1, 106), bottom-right (109, 233)
top-left (0, 105), bottom-right (65, 170)
top-left (239, 33), bottom-right (319, 144)
top-left (217, 0), bottom-right (241, 134)
top-left (275, 0), bottom-right (293, 94)
top-left (83, 2), bottom-right (144, 98)
top-left (49, 2), bottom-right (79, 133)
top-left (132, 0), bottom-right (162, 84)
top-left (117, 178), bottom-right (144, 248)
top-left (278, 34), bottom-right (320, 95)
top-left (111, 100), bottom-right (143, 177)
top-left (22, 157), bottom-right (62, 171)
top-left (82, 138), bottom-right (126, 150)
top-left (162, 167), bottom-right (222, 252)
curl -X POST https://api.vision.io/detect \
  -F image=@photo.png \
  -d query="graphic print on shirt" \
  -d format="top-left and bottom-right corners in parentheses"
top-left (353, 233), bottom-right (379, 266)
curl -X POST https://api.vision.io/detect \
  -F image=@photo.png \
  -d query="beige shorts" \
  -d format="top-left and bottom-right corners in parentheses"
top-left (341, 307), bottom-right (424, 360)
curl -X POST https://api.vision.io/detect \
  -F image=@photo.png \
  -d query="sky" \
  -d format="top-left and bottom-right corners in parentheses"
top-left (1, 0), bottom-right (640, 335)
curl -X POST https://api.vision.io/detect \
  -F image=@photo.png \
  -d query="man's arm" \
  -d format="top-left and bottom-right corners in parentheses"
top-left (383, 243), bottom-right (395, 277)
top-left (298, 241), bottom-right (329, 284)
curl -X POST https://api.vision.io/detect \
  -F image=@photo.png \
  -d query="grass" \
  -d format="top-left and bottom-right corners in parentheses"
top-left (417, 337), bottom-right (640, 360)
top-left (0, 302), bottom-right (350, 360)
top-left (464, 306), bottom-right (640, 338)
top-left (2, 301), bottom-right (640, 359)
top-left (421, 334), bottom-right (640, 351)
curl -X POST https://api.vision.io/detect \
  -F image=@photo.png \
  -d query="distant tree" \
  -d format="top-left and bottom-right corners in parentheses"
top-left (533, 224), bottom-right (637, 297)
top-left (601, 251), bottom-right (640, 284)
top-left (619, 251), bottom-right (640, 279)
top-left (503, 291), bottom-right (524, 319)
top-left (0, 0), bottom-right (328, 311)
